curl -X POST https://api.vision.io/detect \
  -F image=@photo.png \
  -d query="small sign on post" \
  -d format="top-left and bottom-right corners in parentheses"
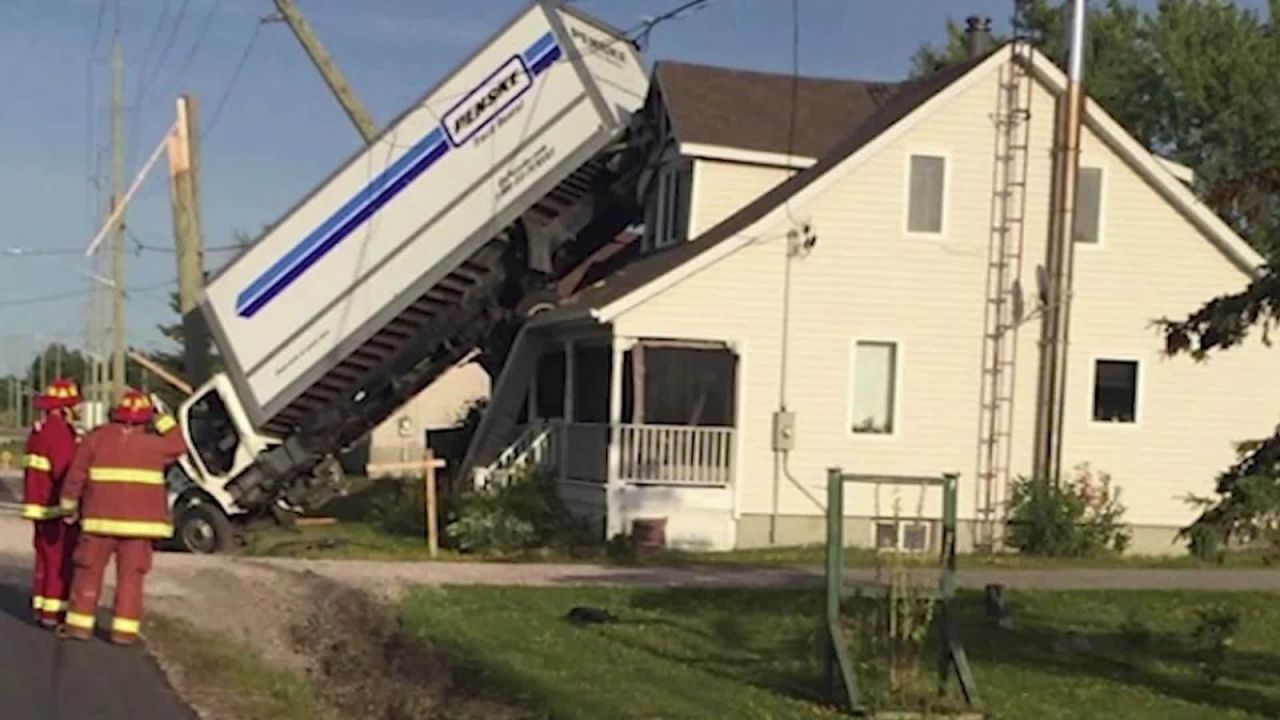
top-left (365, 450), bottom-right (446, 557)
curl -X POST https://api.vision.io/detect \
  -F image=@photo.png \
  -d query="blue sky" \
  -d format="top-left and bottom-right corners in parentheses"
top-left (0, 0), bottom-right (1269, 373)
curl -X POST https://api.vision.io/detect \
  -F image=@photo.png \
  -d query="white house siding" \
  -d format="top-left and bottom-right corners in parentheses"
top-left (367, 360), bottom-right (490, 473)
top-left (610, 56), bottom-right (1279, 553)
top-left (687, 159), bottom-right (793, 238)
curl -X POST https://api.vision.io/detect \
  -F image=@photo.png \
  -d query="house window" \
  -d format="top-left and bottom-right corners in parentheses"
top-left (851, 340), bottom-right (898, 434)
top-left (1074, 166), bottom-right (1103, 244)
top-left (652, 160), bottom-right (691, 249)
top-left (907, 154), bottom-right (946, 234)
top-left (1093, 359), bottom-right (1138, 423)
top-left (873, 520), bottom-right (930, 553)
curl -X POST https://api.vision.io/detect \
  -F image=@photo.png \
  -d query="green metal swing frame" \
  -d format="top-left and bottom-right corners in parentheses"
top-left (820, 467), bottom-right (980, 715)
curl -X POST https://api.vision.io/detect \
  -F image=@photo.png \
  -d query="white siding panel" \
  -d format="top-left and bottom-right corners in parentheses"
top-left (688, 160), bottom-right (791, 238)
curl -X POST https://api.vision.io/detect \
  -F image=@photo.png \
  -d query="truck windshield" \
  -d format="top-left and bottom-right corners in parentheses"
top-left (187, 390), bottom-right (241, 476)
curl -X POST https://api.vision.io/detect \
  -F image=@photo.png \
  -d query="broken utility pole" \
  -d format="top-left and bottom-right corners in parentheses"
top-left (269, 0), bottom-right (379, 144)
top-left (167, 95), bottom-right (212, 387)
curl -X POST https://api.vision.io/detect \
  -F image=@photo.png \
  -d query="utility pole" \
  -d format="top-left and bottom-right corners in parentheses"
top-left (110, 33), bottom-right (127, 400)
top-left (167, 95), bottom-right (211, 386)
top-left (269, 0), bottom-right (379, 144)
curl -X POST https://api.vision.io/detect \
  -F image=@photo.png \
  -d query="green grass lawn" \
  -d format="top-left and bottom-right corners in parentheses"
top-left (397, 586), bottom-right (1280, 719)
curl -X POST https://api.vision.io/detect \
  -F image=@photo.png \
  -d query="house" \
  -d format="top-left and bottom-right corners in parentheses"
top-left (363, 355), bottom-right (489, 477)
top-left (464, 42), bottom-right (1279, 555)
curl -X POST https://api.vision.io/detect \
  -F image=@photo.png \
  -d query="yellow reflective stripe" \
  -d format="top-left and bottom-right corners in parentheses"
top-left (32, 595), bottom-right (45, 610)
top-left (42, 598), bottom-right (68, 613)
top-left (59, 498), bottom-right (78, 512)
top-left (154, 415), bottom-right (176, 434)
top-left (65, 612), bottom-right (95, 630)
top-left (24, 454), bottom-right (51, 471)
top-left (21, 504), bottom-right (62, 520)
top-left (111, 617), bottom-right (141, 635)
top-left (88, 467), bottom-right (165, 485)
top-left (82, 518), bottom-right (173, 538)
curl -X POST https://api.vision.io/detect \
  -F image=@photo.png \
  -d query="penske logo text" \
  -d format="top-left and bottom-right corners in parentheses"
top-left (444, 56), bottom-right (533, 147)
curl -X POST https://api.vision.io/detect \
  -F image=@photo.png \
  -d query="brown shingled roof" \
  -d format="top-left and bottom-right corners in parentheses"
top-left (538, 52), bottom-right (995, 323)
top-left (655, 61), bottom-right (903, 158)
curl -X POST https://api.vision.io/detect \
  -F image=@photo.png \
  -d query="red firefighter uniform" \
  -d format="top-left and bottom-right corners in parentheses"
top-left (58, 389), bottom-right (187, 645)
top-left (22, 379), bottom-right (82, 627)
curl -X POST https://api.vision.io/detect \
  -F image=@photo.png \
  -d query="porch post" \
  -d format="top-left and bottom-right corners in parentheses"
top-left (561, 340), bottom-right (574, 483)
top-left (606, 335), bottom-right (626, 539)
top-left (527, 359), bottom-right (539, 423)
top-left (564, 340), bottom-right (576, 423)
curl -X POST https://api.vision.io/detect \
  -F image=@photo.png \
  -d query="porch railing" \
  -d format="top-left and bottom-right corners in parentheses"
top-left (476, 421), bottom-right (734, 488)
top-left (617, 423), bottom-right (733, 486)
top-left (472, 421), bottom-right (558, 488)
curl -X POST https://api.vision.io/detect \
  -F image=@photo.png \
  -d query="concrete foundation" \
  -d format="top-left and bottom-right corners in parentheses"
top-left (735, 514), bottom-right (1189, 557)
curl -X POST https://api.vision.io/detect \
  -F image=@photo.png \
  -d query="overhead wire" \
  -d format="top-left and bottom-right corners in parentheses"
top-left (204, 18), bottom-right (265, 142)
top-left (158, 0), bottom-right (223, 99)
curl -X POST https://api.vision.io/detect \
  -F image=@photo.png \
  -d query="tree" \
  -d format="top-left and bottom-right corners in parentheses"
top-left (913, 0), bottom-right (1280, 257)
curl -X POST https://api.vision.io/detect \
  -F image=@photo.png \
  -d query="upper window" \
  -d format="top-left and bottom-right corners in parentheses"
top-left (907, 154), bottom-right (946, 234)
top-left (1074, 166), bottom-right (1104, 244)
top-left (851, 340), bottom-right (898, 434)
top-left (1093, 359), bottom-right (1138, 423)
top-left (652, 161), bottom-right (691, 249)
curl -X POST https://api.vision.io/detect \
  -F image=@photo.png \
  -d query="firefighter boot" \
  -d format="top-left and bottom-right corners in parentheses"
top-left (108, 538), bottom-right (152, 646)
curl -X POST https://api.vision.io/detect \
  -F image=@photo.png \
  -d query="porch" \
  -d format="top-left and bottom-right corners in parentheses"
top-left (474, 330), bottom-right (740, 548)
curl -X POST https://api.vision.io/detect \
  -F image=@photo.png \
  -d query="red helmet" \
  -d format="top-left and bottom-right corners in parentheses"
top-left (111, 388), bottom-right (156, 425)
top-left (35, 378), bottom-right (81, 411)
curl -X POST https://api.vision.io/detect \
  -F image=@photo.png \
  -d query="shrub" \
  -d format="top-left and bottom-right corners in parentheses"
top-left (1191, 603), bottom-right (1241, 684)
top-left (1006, 463), bottom-right (1131, 557)
top-left (368, 478), bottom-right (428, 538)
top-left (445, 466), bottom-right (591, 554)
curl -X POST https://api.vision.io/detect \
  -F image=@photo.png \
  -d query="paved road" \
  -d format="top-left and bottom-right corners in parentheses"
top-left (0, 555), bottom-right (195, 720)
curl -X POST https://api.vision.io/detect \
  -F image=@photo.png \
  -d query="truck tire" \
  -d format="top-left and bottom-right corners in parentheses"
top-left (515, 288), bottom-right (558, 318)
top-left (174, 502), bottom-right (235, 555)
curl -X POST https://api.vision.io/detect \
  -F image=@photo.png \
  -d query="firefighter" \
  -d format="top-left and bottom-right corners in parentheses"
top-left (21, 378), bottom-right (82, 628)
top-left (57, 389), bottom-right (187, 645)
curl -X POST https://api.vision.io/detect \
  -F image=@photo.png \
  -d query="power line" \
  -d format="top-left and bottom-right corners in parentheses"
top-left (204, 19), bottom-right (265, 142)
top-left (782, 0), bottom-right (801, 225)
top-left (0, 289), bottom-right (93, 308)
top-left (159, 0), bottom-right (223, 99)
top-left (147, 0), bottom-right (191, 89)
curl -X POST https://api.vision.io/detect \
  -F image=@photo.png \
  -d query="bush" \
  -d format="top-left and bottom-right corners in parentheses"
top-left (368, 478), bottom-right (428, 538)
top-left (1006, 463), bottom-right (1131, 557)
top-left (445, 467), bottom-right (591, 554)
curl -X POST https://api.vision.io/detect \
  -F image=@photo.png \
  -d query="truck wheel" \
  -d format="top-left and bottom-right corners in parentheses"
top-left (515, 288), bottom-right (558, 318)
top-left (175, 502), bottom-right (234, 554)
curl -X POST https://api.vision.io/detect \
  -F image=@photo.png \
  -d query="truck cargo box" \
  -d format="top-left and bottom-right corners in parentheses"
top-left (201, 1), bottom-right (647, 430)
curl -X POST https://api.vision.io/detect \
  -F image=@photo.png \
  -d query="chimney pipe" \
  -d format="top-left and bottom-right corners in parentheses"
top-left (964, 16), bottom-right (993, 59)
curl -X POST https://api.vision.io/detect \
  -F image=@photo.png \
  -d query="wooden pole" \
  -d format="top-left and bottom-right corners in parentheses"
top-left (168, 94), bottom-right (212, 385)
top-left (270, 0), bottom-right (379, 144)
top-left (425, 448), bottom-right (439, 557)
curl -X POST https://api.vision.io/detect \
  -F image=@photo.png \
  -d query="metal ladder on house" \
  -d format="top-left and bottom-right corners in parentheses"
top-left (976, 32), bottom-right (1036, 551)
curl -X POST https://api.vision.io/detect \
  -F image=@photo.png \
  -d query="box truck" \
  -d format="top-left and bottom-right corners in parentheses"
top-left (164, 1), bottom-right (650, 552)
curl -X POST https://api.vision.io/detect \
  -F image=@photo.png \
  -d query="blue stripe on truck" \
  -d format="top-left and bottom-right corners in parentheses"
top-left (236, 31), bottom-right (563, 318)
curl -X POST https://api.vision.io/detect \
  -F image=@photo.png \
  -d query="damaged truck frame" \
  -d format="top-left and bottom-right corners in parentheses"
top-left (164, 1), bottom-right (654, 552)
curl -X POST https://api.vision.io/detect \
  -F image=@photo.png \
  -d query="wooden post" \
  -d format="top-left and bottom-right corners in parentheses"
top-left (364, 455), bottom-right (447, 557)
top-left (424, 448), bottom-right (439, 557)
